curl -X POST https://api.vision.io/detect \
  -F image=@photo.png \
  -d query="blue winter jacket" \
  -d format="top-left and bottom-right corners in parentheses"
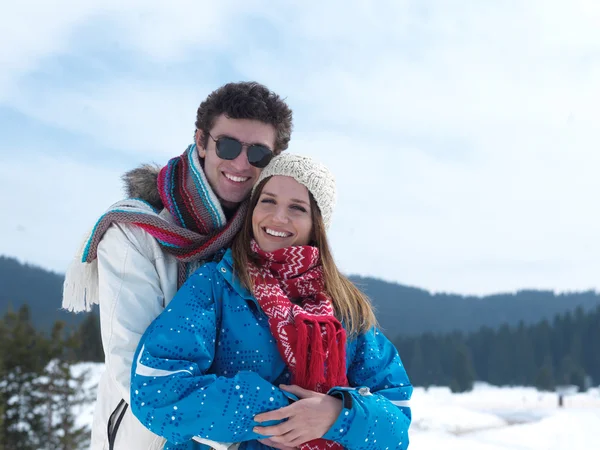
top-left (131, 249), bottom-right (412, 449)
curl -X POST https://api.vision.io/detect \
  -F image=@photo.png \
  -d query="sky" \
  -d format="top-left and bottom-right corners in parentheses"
top-left (0, 0), bottom-right (598, 296)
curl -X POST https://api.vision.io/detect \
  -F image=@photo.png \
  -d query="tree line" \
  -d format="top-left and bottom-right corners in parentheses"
top-left (0, 305), bottom-right (103, 450)
top-left (394, 305), bottom-right (600, 393)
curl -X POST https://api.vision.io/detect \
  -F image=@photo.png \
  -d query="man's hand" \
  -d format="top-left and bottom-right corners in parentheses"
top-left (257, 438), bottom-right (297, 449)
top-left (253, 384), bottom-right (343, 448)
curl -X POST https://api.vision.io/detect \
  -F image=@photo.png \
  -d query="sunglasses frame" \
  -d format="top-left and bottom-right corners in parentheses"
top-left (207, 133), bottom-right (274, 169)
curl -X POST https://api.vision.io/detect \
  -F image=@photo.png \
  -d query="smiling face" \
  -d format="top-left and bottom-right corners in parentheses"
top-left (251, 176), bottom-right (313, 252)
top-left (197, 114), bottom-right (277, 209)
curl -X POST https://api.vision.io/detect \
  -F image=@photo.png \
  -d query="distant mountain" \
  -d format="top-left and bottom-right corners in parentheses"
top-left (2, 255), bottom-right (600, 337)
top-left (0, 256), bottom-right (87, 332)
top-left (349, 275), bottom-right (600, 337)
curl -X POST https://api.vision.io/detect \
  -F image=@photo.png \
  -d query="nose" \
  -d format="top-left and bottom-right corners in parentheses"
top-left (229, 146), bottom-right (251, 172)
top-left (272, 206), bottom-right (289, 224)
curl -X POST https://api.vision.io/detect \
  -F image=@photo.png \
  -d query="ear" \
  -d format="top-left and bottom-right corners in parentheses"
top-left (195, 129), bottom-right (207, 158)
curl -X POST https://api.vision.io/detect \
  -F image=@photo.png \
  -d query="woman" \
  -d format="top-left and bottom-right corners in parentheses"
top-left (130, 154), bottom-right (412, 450)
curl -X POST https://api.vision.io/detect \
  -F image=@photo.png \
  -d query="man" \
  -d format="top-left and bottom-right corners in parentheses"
top-left (62, 81), bottom-right (293, 450)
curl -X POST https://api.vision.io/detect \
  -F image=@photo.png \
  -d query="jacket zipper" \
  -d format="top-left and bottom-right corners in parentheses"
top-left (107, 399), bottom-right (128, 450)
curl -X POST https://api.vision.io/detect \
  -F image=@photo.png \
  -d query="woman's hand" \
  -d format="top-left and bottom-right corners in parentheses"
top-left (253, 384), bottom-right (343, 448)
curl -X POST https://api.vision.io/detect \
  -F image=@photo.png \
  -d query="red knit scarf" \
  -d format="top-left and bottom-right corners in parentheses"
top-left (249, 241), bottom-right (347, 450)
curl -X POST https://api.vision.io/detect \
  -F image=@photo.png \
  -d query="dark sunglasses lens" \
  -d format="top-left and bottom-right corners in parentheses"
top-left (215, 137), bottom-right (243, 160)
top-left (247, 145), bottom-right (273, 168)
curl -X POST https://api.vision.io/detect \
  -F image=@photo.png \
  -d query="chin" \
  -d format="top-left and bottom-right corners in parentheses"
top-left (263, 244), bottom-right (284, 252)
top-left (219, 192), bottom-right (249, 207)
top-left (216, 185), bottom-right (251, 204)
top-left (257, 240), bottom-right (287, 253)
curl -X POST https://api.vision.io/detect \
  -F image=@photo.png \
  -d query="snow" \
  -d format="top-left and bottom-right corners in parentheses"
top-left (77, 364), bottom-right (600, 449)
top-left (410, 383), bottom-right (600, 449)
top-left (71, 362), bottom-right (104, 431)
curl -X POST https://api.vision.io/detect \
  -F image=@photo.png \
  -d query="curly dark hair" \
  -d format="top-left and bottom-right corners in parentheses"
top-left (195, 81), bottom-right (293, 154)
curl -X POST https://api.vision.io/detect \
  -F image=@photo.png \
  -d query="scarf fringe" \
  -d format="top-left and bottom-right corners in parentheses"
top-left (60, 199), bottom-right (158, 313)
top-left (62, 229), bottom-right (99, 313)
top-left (307, 319), bottom-right (326, 388)
top-left (295, 321), bottom-right (309, 385)
top-left (326, 322), bottom-right (338, 387)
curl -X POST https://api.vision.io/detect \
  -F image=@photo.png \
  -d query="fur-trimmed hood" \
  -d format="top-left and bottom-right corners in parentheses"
top-left (121, 164), bottom-right (163, 210)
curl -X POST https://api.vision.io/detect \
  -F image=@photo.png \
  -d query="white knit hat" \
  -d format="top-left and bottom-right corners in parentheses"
top-left (253, 153), bottom-right (337, 230)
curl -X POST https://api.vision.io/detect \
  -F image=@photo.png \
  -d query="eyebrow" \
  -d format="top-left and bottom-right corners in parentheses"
top-left (262, 191), bottom-right (309, 205)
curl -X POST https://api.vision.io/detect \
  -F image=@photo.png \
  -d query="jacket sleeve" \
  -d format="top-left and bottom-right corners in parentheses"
top-left (322, 328), bottom-right (413, 450)
top-left (130, 265), bottom-right (292, 445)
top-left (96, 223), bottom-right (169, 403)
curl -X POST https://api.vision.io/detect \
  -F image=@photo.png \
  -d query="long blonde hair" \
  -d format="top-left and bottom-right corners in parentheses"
top-left (232, 177), bottom-right (377, 336)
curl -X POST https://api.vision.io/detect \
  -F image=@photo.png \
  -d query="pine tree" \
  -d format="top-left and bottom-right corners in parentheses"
top-left (0, 307), bottom-right (93, 450)
top-left (532, 319), bottom-right (553, 382)
top-left (451, 343), bottom-right (475, 392)
top-left (75, 313), bottom-right (104, 363)
top-left (34, 322), bottom-right (92, 450)
top-left (558, 355), bottom-right (586, 391)
top-left (420, 333), bottom-right (445, 386)
top-left (408, 341), bottom-right (426, 387)
top-left (35, 360), bottom-right (91, 450)
top-left (582, 306), bottom-right (600, 384)
top-left (534, 363), bottom-right (555, 391)
top-left (513, 321), bottom-right (536, 386)
top-left (466, 326), bottom-right (494, 382)
top-left (0, 305), bottom-right (49, 450)
top-left (0, 317), bottom-right (6, 450)
top-left (486, 324), bottom-right (512, 385)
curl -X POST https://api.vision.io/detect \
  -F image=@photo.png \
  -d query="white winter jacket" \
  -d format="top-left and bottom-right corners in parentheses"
top-left (90, 214), bottom-right (235, 450)
top-left (91, 219), bottom-right (178, 450)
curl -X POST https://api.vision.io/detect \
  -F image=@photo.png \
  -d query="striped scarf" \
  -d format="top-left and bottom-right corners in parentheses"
top-left (249, 241), bottom-right (347, 450)
top-left (63, 144), bottom-right (247, 312)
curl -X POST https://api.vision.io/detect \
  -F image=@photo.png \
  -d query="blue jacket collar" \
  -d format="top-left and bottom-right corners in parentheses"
top-left (216, 249), bottom-right (257, 304)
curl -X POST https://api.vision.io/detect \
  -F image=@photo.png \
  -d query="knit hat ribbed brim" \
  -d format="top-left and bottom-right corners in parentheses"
top-left (253, 154), bottom-right (337, 230)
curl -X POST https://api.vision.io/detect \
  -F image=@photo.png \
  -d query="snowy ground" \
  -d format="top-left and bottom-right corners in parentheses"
top-left (76, 364), bottom-right (600, 449)
top-left (411, 383), bottom-right (600, 449)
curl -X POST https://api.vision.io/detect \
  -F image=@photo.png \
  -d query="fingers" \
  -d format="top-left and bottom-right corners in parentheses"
top-left (285, 435), bottom-right (307, 448)
top-left (253, 420), bottom-right (295, 437)
top-left (254, 403), bottom-right (295, 423)
top-left (279, 384), bottom-right (316, 398)
top-left (267, 429), bottom-right (305, 448)
top-left (257, 438), bottom-right (296, 450)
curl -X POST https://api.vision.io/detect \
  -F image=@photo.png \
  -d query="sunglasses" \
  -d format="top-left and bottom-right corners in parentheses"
top-left (208, 134), bottom-right (274, 169)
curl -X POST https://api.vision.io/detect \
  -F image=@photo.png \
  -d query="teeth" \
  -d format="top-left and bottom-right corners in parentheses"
top-left (224, 173), bottom-right (249, 183)
top-left (265, 228), bottom-right (291, 238)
